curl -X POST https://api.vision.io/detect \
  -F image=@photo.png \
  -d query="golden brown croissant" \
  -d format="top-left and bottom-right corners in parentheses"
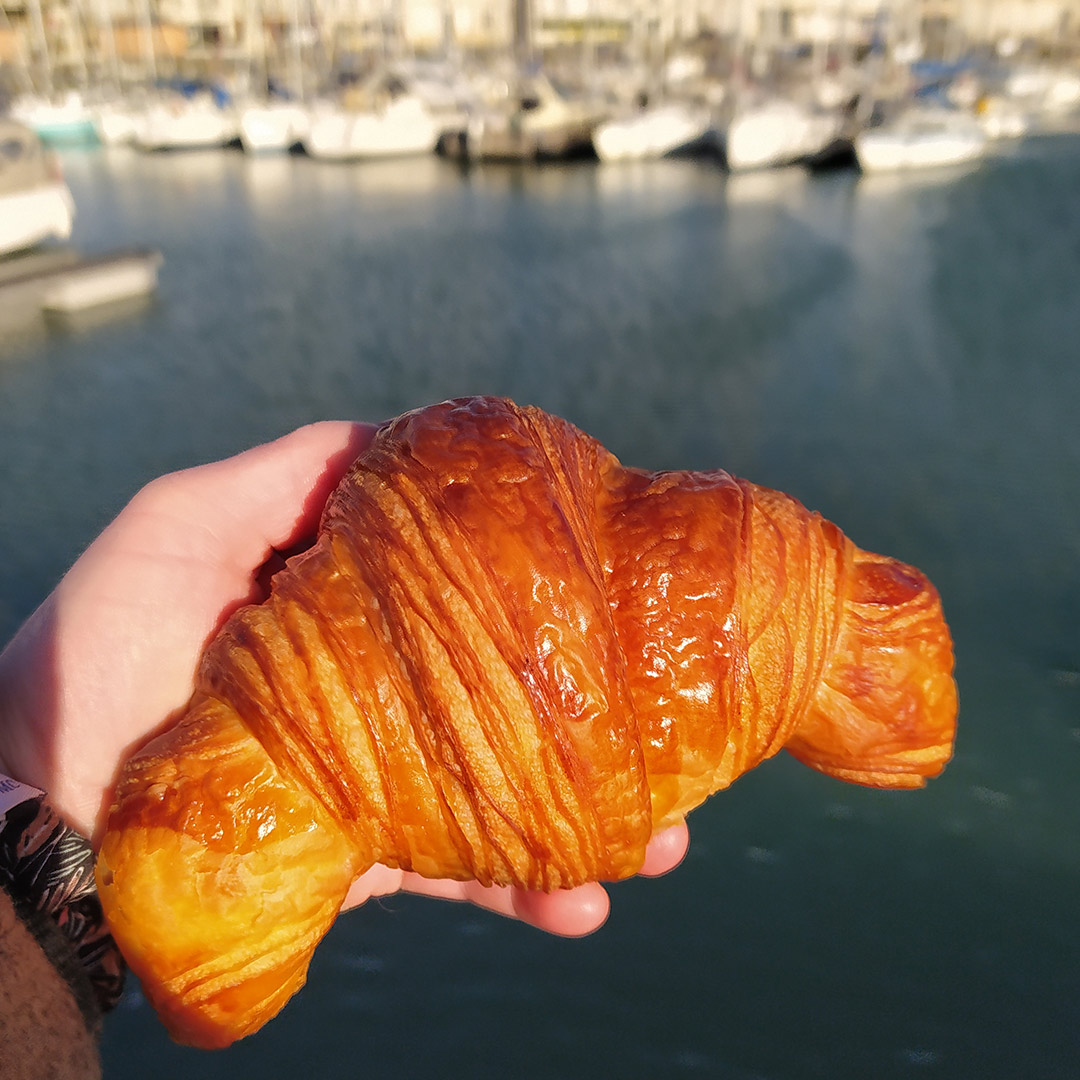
top-left (95, 396), bottom-right (957, 1048)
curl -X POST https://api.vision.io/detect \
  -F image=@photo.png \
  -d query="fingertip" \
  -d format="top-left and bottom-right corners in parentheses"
top-left (639, 823), bottom-right (690, 877)
top-left (259, 419), bottom-right (377, 463)
top-left (256, 420), bottom-right (378, 548)
top-left (512, 883), bottom-right (610, 937)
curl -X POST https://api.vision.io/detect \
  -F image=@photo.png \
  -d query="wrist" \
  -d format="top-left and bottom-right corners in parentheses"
top-left (0, 768), bottom-right (126, 1015)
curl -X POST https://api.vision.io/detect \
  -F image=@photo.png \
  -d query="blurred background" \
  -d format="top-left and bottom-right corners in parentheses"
top-left (1, 2), bottom-right (1079, 1078)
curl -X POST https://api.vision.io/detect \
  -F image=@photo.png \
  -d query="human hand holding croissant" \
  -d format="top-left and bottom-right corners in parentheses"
top-left (0, 421), bottom-right (375, 846)
top-left (0, 408), bottom-right (688, 1027)
top-left (7, 397), bottom-right (956, 1049)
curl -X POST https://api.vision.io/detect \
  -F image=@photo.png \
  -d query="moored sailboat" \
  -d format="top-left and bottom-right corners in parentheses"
top-left (855, 106), bottom-right (987, 172)
top-left (593, 100), bottom-right (713, 162)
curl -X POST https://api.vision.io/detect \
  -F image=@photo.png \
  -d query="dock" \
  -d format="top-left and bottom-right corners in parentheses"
top-left (0, 247), bottom-right (163, 337)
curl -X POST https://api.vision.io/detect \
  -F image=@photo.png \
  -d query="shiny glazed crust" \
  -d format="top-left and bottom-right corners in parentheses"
top-left (95, 396), bottom-right (957, 1048)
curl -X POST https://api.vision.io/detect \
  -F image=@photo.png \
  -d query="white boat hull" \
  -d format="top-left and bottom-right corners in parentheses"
top-left (0, 182), bottom-right (74, 257)
top-left (134, 102), bottom-right (238, 151)
top-left (856, 113), bottom-right (987, 173)
top-left (593, 105), bottom-right (712, 162)
top-left (239, 104), bottom-right (310, 153)
top-left (94, 105), bottom-right (141, 146)
top-left (726, 102), bottom-right (840, 171)
top-left (304, 98), bottom-right (439, 160)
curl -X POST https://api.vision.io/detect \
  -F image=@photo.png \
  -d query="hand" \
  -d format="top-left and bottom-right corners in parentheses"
top-left (0, 423), bottom-right (688, 937)
top-left (342, 824), bottom-right (688, 936)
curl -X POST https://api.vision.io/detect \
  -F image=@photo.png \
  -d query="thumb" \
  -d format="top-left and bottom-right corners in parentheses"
top-left (125, 421), bottom-right (378, 584)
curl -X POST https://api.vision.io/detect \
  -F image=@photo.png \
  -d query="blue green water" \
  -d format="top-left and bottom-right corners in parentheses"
top-left (1, 138), bottom-right (1078, 1078)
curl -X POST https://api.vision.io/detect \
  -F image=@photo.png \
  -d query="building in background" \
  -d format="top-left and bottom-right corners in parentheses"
top-left (1, 0), bottom-right (1079, 97)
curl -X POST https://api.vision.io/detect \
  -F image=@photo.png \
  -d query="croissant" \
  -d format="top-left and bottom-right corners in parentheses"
top-left (95, 396), bottom-right (956, 1048)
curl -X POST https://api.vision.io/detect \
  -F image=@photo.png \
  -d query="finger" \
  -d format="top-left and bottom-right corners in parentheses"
top-left (509, 883), bottom-right (610, 936)
top-left (380, 872), bottom-right (611, 937)
top-left (638, 823), bottom-right (690, 877)
top-left (345, 826), bottom-right (688, 922)
top-left (158, 420), bottom-right (378, 565)
top-left (115, 422), bottom-right (376, 607)
top-left (408, 876), bottom-right (611, 937)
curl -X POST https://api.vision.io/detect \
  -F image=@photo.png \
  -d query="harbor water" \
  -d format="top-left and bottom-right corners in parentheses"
top-left (1, 138), bottom-right (1078, 1078)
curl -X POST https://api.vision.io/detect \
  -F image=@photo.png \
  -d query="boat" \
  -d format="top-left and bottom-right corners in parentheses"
top-left (304, 96), bottom-right (439, 161)
top-left (303, 72), bottom-right (441, 161)
top-left (239, 101), bottom-right (310, 153)
top-left (855, 107), bottom-right (987, 173)
top-left (462, 73), bottom-right (602, 162)
top-left (593, 101), bottom-right (713, 162)
top-left (976, 95), bottom-right (1031, 140)
top-left (0, 247), bottom-right (162, 337)
top-left (8, 92), bottom-right (99, 145)
top-left (0, 119), bottom-right (75, 257)
top-left (41, 249), bottom-right (163, 314)
top-left (1003, 65), bottom-right (1080, 118)
top-left (93, 88), bottom-right (158, 147)
top-left (388, 57), bottom-right (476, 130)
top-left (132, 86), bottom-right (238, 152)
top-left (94, 101), bottom-right (142, 146)
top-left (725, 99), bottom-right (843, 171)
top-left (237, 0), bottom-right (312, 155)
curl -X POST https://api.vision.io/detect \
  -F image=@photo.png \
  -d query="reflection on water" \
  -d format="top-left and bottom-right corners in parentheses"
top-left (1, 138), bottom-right (1078, 1079)
top-left (303, 150), bottom-right (455, 199)
top-left (589, 157), bottom-right (714, 200)
top-left (722, 164), bottom-right (809, 205)
top-left (140, 147), bottom-right (234, 186)
top-left (238, 153), bottom-right (298, 212)
top-left (854, 159), bottom-right (983, 198)
top-left (43, 292), bottom-right (159, 337)
top-left (0, 307), bottom-right (49, 351)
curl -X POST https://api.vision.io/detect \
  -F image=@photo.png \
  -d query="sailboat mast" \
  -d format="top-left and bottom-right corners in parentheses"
top-left (287, 0), bottom-right (305, 100)
top-left (513, 0), bottom-right (533, 68)
top-left (139, 0), bottom-right (158, 83)
top-left (94, 0), bottom-right (123, 94)
top-left (28, 0), bottom-right (53, 97)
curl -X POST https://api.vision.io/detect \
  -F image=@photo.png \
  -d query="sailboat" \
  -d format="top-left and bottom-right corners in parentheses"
top-left (725, 98), bottom-right (843, 171)
top-left (591, 6), bottom-right (714, 163)
top-left (238, 0), bottom-right (312, 152)
top-left (855, 106), bottom-right (987, 172)
top-left (593, 100), bottom-right (713, 162)
top-left (8, 0), bottom-right (97, 144)
top-left (93, 0), bottom-right (166, 147)
top-left (132, 84), bottom-right (239, 151)
top-left (463, 72), bottom-right (601, 162)
top-left (10, 92), bottom-right (98, 145)
top-left (239, 101), bottom-right (310, 153)
top-left (303, 72), bottom-right (441, 161)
